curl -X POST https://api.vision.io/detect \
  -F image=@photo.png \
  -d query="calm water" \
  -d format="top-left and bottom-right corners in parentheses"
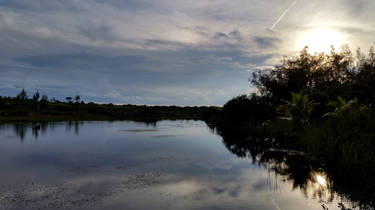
top-left (0, 121), bottom-right (350, 210)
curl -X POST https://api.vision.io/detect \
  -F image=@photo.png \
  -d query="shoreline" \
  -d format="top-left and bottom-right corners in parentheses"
top-left (0, 114), bottom-right (205, 122)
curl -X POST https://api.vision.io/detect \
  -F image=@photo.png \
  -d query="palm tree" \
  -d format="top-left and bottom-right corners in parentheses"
top-left (323, 96), bottom-right (358, 118)
top-left (277, 92), bottom-right (317, 129)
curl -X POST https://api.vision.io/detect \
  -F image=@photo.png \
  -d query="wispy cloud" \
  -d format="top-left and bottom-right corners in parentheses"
top-left (0, 0), bottom-right (374, 105)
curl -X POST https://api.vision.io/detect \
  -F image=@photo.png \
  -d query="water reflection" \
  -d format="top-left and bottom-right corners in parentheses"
top-left (316, 175), bottom-right (327, 187)
top-left (208, 123), bottom-right (374, 210)
top-left (0, 121), bottom-right (159, 143)
top-left (0, 121), bottom-right (82, 142)
top-left (64, 120), bottom-right (84, 135)
top-left (0, 121), bottom-right (372, 210)
top-left (13, 123), bottom-right (27, 142)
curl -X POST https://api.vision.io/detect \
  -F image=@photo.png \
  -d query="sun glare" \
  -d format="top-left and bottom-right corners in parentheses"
top-left (298, 28), bottom-right (345, 54)
top-left (316, 175), bottom-right (327, 187)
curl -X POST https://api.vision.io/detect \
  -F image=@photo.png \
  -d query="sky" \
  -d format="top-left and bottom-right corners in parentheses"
top-left (0, 0), bottom-right (374, 105)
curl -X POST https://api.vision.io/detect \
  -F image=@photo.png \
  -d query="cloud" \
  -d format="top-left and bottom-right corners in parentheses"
top-left (253, 36), bottom-right (280, 49)
top-left (12, 52), bottom-right (152, 69)
top-left (213, 32), bottom-right (230, 40)
top-left (0, 0), bottom-right (374, 105)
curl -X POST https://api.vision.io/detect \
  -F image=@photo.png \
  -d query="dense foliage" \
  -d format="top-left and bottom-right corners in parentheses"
top-left (223, 94), bottom-right (275, 123)
top-left (211, 46), bottom-right (375, 208)
top-left (252, 46), bottom-right (375, 111)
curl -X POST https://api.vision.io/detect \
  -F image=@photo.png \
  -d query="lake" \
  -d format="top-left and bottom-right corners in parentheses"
top-left (0, 120), bottom-right (353, 210)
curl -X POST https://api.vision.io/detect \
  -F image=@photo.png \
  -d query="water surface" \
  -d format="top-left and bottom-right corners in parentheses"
top-left (0, 121), bottom-right (349, 210)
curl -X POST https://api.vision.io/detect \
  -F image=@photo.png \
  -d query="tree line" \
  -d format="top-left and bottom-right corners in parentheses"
top-left (222, 45), bottom-right (375, 124)
top-left (0, 90), bottom-right (219, 121)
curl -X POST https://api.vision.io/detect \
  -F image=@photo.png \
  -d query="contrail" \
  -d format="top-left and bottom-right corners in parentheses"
top-left (269, 0), bottom-right (299, 31)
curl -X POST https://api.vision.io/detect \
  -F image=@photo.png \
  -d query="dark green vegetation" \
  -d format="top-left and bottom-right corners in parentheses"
top-left (208, 46), bottom-right (375, 209)
top-left (0, 91), bottom-right (219, 122)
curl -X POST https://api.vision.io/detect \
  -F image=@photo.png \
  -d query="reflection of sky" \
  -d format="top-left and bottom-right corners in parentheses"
top-left (0, 121), bottom-right (344, 209)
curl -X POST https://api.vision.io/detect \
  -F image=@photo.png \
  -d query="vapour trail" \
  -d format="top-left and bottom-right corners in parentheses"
top-left (270, 0), bottom-right (299, 31)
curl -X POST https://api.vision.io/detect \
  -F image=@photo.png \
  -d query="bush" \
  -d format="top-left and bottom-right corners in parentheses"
top-left (223, 94), bottom-right (275, 123)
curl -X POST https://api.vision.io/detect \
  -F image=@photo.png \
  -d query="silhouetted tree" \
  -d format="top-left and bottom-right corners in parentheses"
top-left (349, 47), bottom-right (375, 106)
top-left (74, 95), bottom-right (80, 103)
top-left (33, 91), bottom-right (40, 102)
top-left (251, 46), bottom-right (354, 103)
top-left (223, 94), bottom-right (275, 123)
top-left (16, 89), bottom-right (28, 104)
top-left (40, 94), bottom-right (48, 110)
top-left (41, 95), bottom-right (48, 102)
top-left (65, 96), bottom-right (72, 103)
top-left (33, 91), bottom-right (40, 113)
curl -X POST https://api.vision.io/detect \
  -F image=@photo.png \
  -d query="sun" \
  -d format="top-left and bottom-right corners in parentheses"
top-left (298, 28), bottom-right (345, 54)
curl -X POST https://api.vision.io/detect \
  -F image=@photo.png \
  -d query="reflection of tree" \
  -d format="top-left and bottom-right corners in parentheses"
top-left (3, 120), bottom-right (158, 142)
top-left (140, 120), bottom-right (158, 127)
top-left (65, 121), bottom-right (82, 135)
top-left (74, 121), bottom-right (80, 135)
top-left (66, 121), bottom-right (72, 132)
top-left (0, 122), bottom-right (84, 142)
top-left (208, 123), bottom-right (373, 209)
top-left (13, 123), bottom-right (28, 143)
top-left (32, 126), bottom-right (39, 139)
top-left (40, 122), bottom-right (48, 134)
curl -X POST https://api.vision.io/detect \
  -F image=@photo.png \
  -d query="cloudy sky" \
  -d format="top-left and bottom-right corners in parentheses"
top-left (0, 0), bottom-right (374, 105)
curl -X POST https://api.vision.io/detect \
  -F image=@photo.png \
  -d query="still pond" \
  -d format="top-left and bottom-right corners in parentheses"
top-left (0, 121), bottom-right (354, 210)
